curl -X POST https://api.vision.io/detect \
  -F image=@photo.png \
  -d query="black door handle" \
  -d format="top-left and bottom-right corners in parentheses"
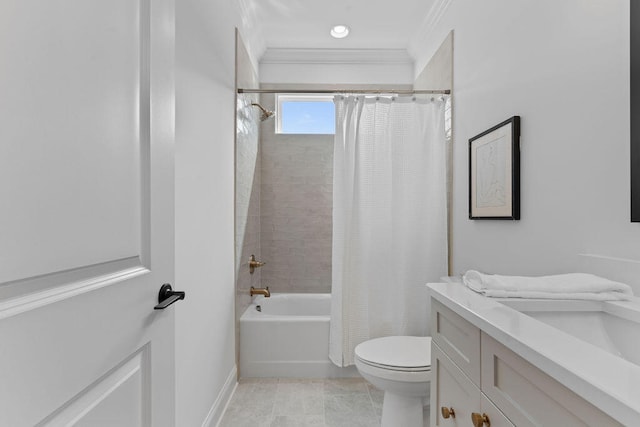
top-left (154, 284), bottom-right (185, 310)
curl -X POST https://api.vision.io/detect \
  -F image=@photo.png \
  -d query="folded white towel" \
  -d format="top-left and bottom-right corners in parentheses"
top-left (462, 270), bottom-right (634, 301)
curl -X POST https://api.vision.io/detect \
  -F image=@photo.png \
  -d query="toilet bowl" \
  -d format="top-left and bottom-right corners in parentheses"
top-left (354, 336), bottom-right (431, 427)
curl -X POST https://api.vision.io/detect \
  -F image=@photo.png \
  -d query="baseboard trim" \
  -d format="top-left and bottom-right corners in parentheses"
top-left (240, 360), bottom-right (359, 379)
top-left (202, 365), bottom-right (237, 427)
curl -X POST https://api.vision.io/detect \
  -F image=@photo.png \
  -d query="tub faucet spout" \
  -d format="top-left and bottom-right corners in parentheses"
top-left (250, 286), bottom-right (270, 298)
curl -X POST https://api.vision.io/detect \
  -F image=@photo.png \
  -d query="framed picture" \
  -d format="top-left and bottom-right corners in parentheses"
top-left (469, 116), bottom-right (520, 220)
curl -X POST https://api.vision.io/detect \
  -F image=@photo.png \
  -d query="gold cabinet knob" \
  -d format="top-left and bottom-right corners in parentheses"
top-left (441, 407), bottom-right (456, 419)
top-left (471, 412), bottom-right (491, 427)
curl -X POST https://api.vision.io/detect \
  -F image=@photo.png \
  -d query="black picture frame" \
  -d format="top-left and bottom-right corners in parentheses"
top-left (632, 2), bottom-right (639, 222)
top-left (469, 116), bottom-right (520, 220)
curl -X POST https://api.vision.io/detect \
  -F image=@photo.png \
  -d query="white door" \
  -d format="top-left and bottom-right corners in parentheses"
top-left (0, 0), bottom-right (176, 425)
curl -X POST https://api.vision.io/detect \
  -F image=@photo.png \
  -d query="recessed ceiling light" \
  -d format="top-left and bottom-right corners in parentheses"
top-left (330, 25), bottom-right (350, 39)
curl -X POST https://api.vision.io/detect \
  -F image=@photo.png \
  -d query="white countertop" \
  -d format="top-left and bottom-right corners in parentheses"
top-left (428, 282), bottom-right (640, 426)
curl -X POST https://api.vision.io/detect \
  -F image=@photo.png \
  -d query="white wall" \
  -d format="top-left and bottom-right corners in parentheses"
top-left (413, 0), bottom-right (637, 276)
top-left (176, 1), bottom-right (259, 425)
top-left (261, 62), bottom-right (414, 85)
top-left (260, 49), bottom-right (415, 86)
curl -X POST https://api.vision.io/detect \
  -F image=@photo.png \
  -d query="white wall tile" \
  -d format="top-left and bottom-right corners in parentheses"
top-left (259, 94), bottom-right (333, 294)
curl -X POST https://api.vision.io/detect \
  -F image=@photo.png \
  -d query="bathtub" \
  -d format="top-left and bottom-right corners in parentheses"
top-left (239, 293), bottom-right (358, 378)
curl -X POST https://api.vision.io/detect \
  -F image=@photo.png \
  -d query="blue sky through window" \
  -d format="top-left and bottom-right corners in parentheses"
top-left (280, 101), bottom-right (335, 134)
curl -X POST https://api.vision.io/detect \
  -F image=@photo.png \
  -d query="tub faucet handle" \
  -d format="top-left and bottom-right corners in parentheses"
top-left (249, 255), bottom-right (266, 274)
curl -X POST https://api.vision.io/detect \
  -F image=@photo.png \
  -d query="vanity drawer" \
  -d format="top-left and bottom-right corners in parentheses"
top-left (481, 333), bottom-right (623, 427)
top-left (431, 299), bottom-right (481, 386)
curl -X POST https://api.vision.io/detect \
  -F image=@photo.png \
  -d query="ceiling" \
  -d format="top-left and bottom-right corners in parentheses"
top-left (242, 0), bottom-right (438, 52)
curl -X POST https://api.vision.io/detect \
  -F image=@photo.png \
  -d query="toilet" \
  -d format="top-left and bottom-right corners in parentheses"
top-left (354, 336), bottom-right (432, 427)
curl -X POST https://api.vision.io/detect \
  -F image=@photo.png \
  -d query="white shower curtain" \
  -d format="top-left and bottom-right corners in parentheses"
top-left (329, 95), bottom-right (448, 367)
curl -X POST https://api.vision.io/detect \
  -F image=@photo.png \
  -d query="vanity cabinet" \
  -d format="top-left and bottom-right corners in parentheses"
top-left (431, 299), bottom-right (622, 427)
top-left (431, 299), bottom-right (513, 427)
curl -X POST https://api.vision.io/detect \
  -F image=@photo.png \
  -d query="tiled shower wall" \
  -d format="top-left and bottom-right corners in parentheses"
top-left (236, 93), bottom-right (261, 309)
top-left (259, 94), bottom-right (333, 294)
top-left (235, 31), bottom-right (261, 337)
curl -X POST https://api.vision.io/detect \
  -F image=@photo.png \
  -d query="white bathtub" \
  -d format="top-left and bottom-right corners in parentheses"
top-left (239, 293), bottom-right (358, 378)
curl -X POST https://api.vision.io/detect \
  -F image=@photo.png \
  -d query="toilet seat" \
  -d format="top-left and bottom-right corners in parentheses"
top-left (354, 336), bottom-right (432, 372)
top-left (356, 358), bottom-right (431, 372)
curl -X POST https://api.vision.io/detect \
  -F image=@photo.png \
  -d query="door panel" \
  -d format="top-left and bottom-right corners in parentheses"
top-left (0, 0), bottom-right (175, 425)
top-left (0, 0), bottom-right (145, 285)
top-left (38, 348), bottom-right (149, 427)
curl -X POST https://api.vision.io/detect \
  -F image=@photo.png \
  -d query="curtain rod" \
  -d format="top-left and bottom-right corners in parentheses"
top-left (237, 88), bottom-right (451, 95)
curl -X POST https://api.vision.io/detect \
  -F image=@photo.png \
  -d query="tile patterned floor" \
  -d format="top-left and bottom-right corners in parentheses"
top-left (219, 378), bottom-right (430, 427)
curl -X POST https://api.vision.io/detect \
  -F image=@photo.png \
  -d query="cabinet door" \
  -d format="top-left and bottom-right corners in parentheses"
top-left (432, 343), bottom-right (481, 427)
top-left (479, 395), bottom-right (515, 427)
top-left (481, 333), bottom-right (622, 427)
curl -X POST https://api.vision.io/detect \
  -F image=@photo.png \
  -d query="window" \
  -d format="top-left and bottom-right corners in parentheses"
top-left (276, 94), bottom-right (335, 134)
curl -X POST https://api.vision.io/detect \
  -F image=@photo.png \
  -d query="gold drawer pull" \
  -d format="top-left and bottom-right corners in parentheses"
top-left (471, 412), bottom-right (491, 427)
top-left (441, 406), bottom-right (455, 419)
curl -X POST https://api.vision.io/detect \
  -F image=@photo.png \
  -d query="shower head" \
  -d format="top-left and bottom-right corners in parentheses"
top-left (251, 103), bottom-right (275, 122)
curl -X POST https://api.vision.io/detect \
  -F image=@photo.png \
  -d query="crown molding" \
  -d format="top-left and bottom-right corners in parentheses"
top-left (407, 0), bottom-right (453, 58)
top-left (260, 48), bottom-right (414, 66)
